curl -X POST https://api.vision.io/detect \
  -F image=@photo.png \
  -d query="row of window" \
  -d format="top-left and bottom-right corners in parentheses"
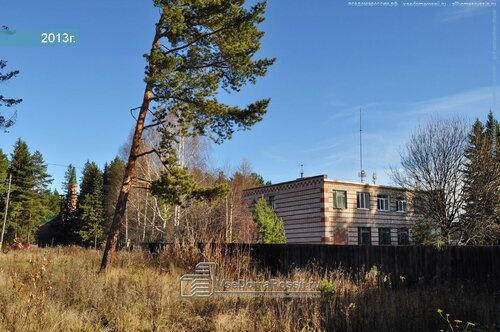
top-left (333, 190), bottom-right (408, 212)
top-left (358, 227), bottom-right (410, 245)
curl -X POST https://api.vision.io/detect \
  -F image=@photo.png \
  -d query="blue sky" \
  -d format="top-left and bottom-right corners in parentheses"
top-left (0, 1), bottom-right (498, 190)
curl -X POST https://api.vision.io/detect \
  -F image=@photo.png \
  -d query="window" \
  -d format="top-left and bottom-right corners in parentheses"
top-left (333, 190), bottom-right (347, 209)
top-left (358, 227), bottom-right (371, 245)
top-left (396, 197), bottom-right (407, 213)
top-left (398, 228), bottom-right (410, 245)
top-left (357, 192), bottom-right (370, 209)
top-left (268, 195), bottom-right (276, 209)
top-left (413, 197), bottom-right (423, 214)
top-left (379, 228), bottom-right (392, 245)
top-left (377, 194), bottom-right (390, 211)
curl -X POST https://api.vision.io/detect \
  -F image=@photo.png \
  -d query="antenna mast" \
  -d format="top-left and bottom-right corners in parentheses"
top-left (359, 108), bottom-right (366, 182)
top-left (492, 10), bottom-right (497, 158)
top-left (300, 164), bottom-right (304, 178)
top-left (493, 118), bottom-right (497, 158)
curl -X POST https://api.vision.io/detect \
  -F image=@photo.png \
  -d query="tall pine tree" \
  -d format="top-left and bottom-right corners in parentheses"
top-left (0, 58), bottom-right (22, 130)
top-left (101, 0), bottom-right (275, 270)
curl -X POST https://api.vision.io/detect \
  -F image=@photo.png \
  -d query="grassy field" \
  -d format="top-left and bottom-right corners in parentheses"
top-left (0, 246), bottom-right (498, 331)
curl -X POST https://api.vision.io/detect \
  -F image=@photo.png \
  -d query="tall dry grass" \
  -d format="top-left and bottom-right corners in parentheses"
top-left (0, 246), bottom-right (497, 331)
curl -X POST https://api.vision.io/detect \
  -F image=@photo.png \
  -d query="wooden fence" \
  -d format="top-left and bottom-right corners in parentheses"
top-left (143, 243), bottom-right (500, 289)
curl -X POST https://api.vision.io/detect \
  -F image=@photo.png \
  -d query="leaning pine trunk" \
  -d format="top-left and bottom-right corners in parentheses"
top-left (99, 18), bottom-right (163, 272)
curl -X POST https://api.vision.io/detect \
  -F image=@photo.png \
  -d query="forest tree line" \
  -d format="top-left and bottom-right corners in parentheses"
top-left (1, 134), bottom-right (272, 247)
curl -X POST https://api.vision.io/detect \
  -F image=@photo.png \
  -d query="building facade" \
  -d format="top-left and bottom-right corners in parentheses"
top-left (243, 175), bottom-right (421, 245)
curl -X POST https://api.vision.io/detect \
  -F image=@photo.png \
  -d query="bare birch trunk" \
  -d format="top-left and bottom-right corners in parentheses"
top-left (228, 194), bottom-right (233, 242)
top-left (142, 191), bottom-right (149, 242)
top-left (137, 207), bottom-right (142, 241)
top-left (225, 197), bottom-right (229, 242)
top-left (151, 199), bottom-right (157, 240)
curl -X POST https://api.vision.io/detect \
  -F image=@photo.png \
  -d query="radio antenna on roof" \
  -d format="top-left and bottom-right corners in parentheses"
top-left (358, 108), bottom-right (366, 183)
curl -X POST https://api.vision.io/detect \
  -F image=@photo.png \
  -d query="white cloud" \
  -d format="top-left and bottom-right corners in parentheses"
top-left (406, 86), bottom-right (497, 117)
top-left (439, 6), bottom-right (491, 23)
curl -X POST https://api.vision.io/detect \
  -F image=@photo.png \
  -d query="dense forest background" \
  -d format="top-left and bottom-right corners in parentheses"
top-left (0, 131), bottom-right (269, 247)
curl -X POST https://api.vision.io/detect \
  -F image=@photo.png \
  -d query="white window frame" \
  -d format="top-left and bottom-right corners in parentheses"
top-left (377, 194), bottom-right (390, 211)
top-left (333, 190), bottom-right (347, 209)
top-left (357, 192), bottom-right (370, 210)
top-left (396, 197), bottom-right (408, 213)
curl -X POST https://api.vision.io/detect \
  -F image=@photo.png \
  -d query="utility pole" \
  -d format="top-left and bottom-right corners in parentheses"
top-left (0, 173), bottom-right (13, 250)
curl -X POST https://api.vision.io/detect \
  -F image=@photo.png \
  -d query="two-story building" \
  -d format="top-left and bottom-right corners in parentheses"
top-left (243, 175), bottom-right (421, 245)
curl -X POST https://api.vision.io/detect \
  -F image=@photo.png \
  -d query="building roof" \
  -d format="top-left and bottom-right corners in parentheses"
top-left (243, 174), bottom-right (408, 192)
top-left (243, 174), bottom-right (326, 192)
top-left (38, 214), bottom-right (59, 226)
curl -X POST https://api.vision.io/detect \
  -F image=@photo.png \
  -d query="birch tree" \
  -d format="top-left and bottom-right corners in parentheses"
top-left (391, 118), bottom-right (468, 244)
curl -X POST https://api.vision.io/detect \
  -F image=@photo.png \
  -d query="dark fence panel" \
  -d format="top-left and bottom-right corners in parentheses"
top-left (143, 243), bottom-right (500, 289)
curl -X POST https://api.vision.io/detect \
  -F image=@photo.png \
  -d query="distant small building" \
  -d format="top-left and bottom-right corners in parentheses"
top-left (243, 175), bottom-right (421, 245)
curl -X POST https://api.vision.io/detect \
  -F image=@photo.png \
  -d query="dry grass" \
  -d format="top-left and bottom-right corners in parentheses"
top-left (0, 246), bottom-right (497, 331)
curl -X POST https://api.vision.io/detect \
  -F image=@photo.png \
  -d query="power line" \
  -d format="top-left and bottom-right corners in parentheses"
top-left (0, 176), bottom-right (54, 188)
top-left (47, 163), bottom-right (84, 169)
top-left (0, 162), bottom-right (84, 186)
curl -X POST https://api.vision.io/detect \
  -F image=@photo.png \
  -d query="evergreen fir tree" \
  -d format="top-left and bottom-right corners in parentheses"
top-left (485, 110), bottom-right (500, 157)
top-left (61, 164), bottom-right (78, 220)
top-left (0, 149), bottom-right (8, 196)
top-left (462, 112), bottom-right (500, 244)
top-left (76, 161), bottom-right (105, 248)
top-left (103, 157), bottom-right (125, 229)
top-left (8, 139), bottom-right (52, 242)
top-left (30, 151), bottom-right (52, 190)
top-left (45, 189), bottom-right (61, 217)
top-left (79, 161), bottom-right (102, 199)
top-left (253, 197), bottom-right (286, 244)
top-left (9, 139), bottom-right (34, 241)
top-left (0, 149), bottom-right (9, 220)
